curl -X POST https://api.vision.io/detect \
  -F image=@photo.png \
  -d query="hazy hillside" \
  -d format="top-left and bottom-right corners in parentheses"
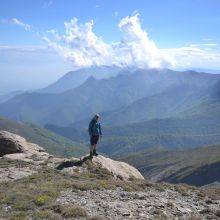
top-left (0, 117), bottom-right (87, 157)
top-left (39, 65), bottom-right (123, 93)
top-left (121, 145), bottom-right (220, 186)
top-left (74, 84), bottom-right (210, 127)
top-left (72, 79), bottom-right (220, 128)
top-left (0, 90), bottom-right (23, 104)
top-left (46, 114), bottom-right (220, 157)
top-left (0, 68), bottom-right (219, 127)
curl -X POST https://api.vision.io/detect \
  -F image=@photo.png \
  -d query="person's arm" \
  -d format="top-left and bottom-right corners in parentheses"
top-left (88, 120), bottom-right (94, 136)
top-left (99, 123), bottom-right (102, 136)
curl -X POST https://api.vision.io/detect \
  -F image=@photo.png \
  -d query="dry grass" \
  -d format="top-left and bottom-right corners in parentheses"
top-left (56, 204), bottom-right (88, 218)
top-left (0, 163), bottom-right (155, 219)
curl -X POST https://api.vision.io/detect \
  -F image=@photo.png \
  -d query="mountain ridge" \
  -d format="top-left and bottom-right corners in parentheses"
top-left (38, 65), bottom-right (123, 94)
top-left (1, 68), bottom-right (220, 126)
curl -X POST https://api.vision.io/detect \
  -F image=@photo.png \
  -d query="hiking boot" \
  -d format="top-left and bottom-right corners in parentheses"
top-left (93, 149), bottom-right (98, 156)
top-left (89, 151), bottom-right (93, 159)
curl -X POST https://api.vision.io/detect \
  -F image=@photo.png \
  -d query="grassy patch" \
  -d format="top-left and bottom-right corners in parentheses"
top-left (34, 195), bottom-right (51, 206)
top-left (57, 205), bottom-right (87, 218)
top-left (33, 210), bottom-right (61, 219)
top-left (5, 211), bottom-right (27, 220)
top-left (0, 161), bottom-right (155, 219)
top-left (174, 184), bottom-right (192, 196)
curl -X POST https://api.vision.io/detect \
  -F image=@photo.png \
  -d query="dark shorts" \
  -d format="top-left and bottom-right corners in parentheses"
top-left (90, 135), bottom-right (99, 145)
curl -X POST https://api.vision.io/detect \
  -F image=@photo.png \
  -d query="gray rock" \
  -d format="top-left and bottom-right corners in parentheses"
top-left (0, 130), bottom-right (45, 157)
top-left (92, 155), bottom-right (144, 180)
top-left (56, 187), bottom-right (220, 219)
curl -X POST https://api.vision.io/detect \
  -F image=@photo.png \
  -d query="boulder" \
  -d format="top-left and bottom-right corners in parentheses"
top-left (0, 130), bottom-right (46, 157)
top-left (58, 155), bottom-right (144, 180)
top-left (93, 155), bottom-right (144, 180)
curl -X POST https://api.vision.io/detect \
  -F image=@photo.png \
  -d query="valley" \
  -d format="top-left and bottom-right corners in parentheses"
top-left (0, 66), bottom-right (220, 187)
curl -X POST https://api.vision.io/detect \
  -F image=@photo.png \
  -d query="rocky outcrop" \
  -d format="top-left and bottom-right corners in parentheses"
top-left (0, 130), bottom-right (45, 156)
top-left (0, 131), bottom-right (56, 182)
top-left (92, 155), bottom-right (144, 180)
top-left (59, 155), bottom-right (144, 180)
top-left (0, 131), bottom-right (144, 181)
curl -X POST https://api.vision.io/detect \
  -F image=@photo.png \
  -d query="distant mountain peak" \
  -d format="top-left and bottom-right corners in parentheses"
top-left (38, 65), bottom-right (123, 94)
top-left (87, 75), bottom-right (97, 81)
top-left (83, 75), bottom-right (97, 84)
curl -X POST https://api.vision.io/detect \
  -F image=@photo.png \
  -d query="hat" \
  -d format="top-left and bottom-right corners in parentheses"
top-left (94, 113), bottom-right (100, 118)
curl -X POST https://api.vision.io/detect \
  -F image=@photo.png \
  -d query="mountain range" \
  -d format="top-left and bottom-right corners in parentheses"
top-left (0, 65), bottom-right (220, 186)
top-left (0, 68), bottom-right (219, 127)
top-left (38, 65), bottom-right (123, 93)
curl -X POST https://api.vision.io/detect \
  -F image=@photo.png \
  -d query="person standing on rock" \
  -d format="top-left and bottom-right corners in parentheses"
top-left (88, 114), bottom-right (102, 158)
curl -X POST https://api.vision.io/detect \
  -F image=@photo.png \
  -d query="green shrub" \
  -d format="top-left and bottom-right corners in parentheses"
top-left (99, 180), bottom-right (110, 189)
top-left (34, 195), bottom-right (50, 206)
top-left (123, 185), bottom-right (133, 192)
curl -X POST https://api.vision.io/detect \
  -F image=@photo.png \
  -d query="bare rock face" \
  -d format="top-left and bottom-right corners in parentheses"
top-left (57, 155), bottom-right (144, 180)
top-left (93, 155), bottom-right (144, 180)
top-left (0, 131), bottom-right (52, 182)
top-left (0, 130), bottom-right (45, 157)
top-left (0, 131), bottom-right (144, 182)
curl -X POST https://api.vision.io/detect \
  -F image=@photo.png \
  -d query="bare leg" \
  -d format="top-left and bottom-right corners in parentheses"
top-left (90, 145), bottom-right (95, 153)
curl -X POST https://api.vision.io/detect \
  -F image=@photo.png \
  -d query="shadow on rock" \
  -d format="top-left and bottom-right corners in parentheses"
top-left (56, 155), bottom-right (91, 170)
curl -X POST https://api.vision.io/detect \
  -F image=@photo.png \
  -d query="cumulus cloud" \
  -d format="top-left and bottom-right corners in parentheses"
top-left (163, 47), bottom-right (220, 68)
top-left (115, 14), bottom-right (175, 68)
top-left (43, 13), bottom-right (220, 69)
top-left (43, 18), bottom-right (111, 67)
top-left (0, 18), bottom-right (31, 31)
top-left (43, 14), bottom-right (174, 69)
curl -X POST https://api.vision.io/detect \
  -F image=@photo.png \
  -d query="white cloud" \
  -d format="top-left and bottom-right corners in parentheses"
top-left (44, 14), bottom-right (174, 69)
top-left (0, 18), bottom-right (31, 31)
top-left (43, 13), bottom-right (220, 69)
top-left (43, 18), bottom-right (111, 67)
top-left (163, 47), bottom-right (220, 68)
top-left (116, 13), bottom-right (175, 68)
top-left (203, 43), bottom-right (218, 47)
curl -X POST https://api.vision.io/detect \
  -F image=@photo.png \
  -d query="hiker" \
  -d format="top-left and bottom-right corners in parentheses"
top-left (88, 114), bottom-right (102, 158)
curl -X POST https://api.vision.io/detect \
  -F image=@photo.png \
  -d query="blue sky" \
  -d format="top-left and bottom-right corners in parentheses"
top-left (0, 0), bottom-right (220, 94)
